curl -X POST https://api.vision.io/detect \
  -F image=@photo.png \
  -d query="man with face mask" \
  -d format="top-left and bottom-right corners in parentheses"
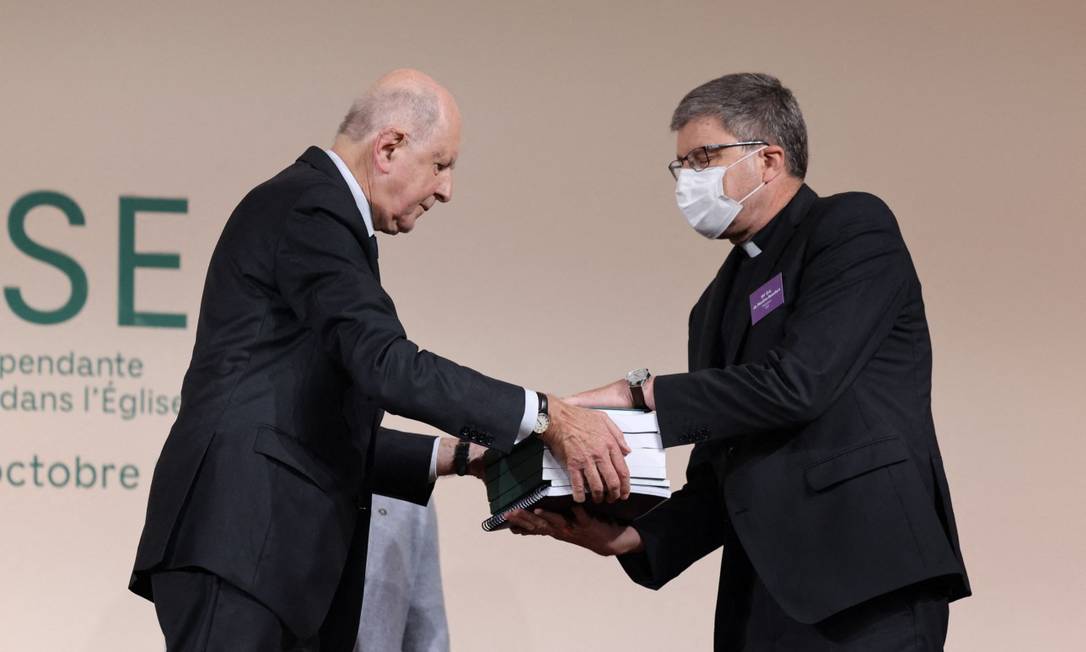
top-left (128, 69), bottom-right (632, 651)
top-left (508, 73), bottom-right (971, 650)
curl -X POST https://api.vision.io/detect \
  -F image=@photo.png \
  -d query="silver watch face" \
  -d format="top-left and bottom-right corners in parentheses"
top-left (627, 368), bottom-right (650, 386)
top-left (534, 412), bottom-right (550, 434)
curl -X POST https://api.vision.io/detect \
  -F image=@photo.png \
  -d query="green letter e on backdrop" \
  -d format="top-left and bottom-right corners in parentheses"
top-left (118, 196), bottom-right (187, 329)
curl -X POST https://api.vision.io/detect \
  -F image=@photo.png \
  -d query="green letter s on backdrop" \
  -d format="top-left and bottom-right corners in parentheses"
top-left (4, 191), bottom-right (88, 324)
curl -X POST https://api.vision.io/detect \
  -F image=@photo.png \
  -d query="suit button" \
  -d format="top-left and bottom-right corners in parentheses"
top-left (726, 445), bottom-right (736, 454)
top-left (378, 508), bottom-right (388, 516)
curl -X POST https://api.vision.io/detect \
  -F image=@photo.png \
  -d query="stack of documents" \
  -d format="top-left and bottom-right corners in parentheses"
top-left (481, 409), bottom-right (670, 531)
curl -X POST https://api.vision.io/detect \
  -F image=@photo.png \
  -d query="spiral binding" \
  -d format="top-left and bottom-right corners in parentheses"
top-left (481, 484), bottom-right (551, 532)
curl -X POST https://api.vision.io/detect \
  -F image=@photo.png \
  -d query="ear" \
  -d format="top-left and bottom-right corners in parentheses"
top-left (371, 127), bottom-right (407, 174)
top-left (760, 145), bottom-right (788, 183)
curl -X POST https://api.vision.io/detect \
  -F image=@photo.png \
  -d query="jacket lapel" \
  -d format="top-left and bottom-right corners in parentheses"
top-left (297, 146), bottom-right (381, 281)
top-left (722, 185), bottom-right (817, 365)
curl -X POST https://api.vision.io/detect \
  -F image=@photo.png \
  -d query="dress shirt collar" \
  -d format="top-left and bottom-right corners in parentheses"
top-left (740, 239), bottom-right (762, 258)
top-left (323, 149), bottom-right (375, 237)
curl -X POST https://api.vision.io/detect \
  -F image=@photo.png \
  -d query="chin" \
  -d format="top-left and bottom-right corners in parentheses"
top-left (398, 214), bottom-right (423, 233)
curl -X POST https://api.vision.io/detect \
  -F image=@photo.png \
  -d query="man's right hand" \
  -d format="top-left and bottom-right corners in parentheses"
top-left (540, 396), bottom-right (631, 504)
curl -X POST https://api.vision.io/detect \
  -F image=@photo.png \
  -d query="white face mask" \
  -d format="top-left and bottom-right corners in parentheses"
top-left (675, 146), bottom-right (767, 239)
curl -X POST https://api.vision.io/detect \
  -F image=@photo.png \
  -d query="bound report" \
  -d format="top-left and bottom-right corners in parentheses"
top-left (481, 408), bottom-right (670, 532)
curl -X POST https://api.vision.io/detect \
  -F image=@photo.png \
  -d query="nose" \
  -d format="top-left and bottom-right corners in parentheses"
top-left (435, 172), bottom-right (453, 203)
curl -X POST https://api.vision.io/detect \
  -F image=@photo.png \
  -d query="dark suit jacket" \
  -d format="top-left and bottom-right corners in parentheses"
top-left (130, 147), bottom-right (524, 638)
top-left (620, 185), bottom-right (970, 633)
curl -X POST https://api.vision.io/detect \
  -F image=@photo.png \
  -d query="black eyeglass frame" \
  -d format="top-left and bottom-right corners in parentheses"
top-left (668, 141), bottom-right (768, 180)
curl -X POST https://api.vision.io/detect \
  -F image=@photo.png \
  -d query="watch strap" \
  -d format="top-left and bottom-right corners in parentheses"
top-left (627, 369), bottom-right (650, 410)
top-left (453, 439), bottom-right (471, 476)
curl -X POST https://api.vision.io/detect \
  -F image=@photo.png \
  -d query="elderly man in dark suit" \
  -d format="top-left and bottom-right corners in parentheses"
top-left (129, 69), bottom-right (632, 652)
top-left (509, 73), bottom-right (970, 651)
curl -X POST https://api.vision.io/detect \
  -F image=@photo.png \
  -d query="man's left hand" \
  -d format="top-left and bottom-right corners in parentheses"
top-left (466, 442), bottom-right (488, 478)
top-left (505, 506), bottom-right (644, 557)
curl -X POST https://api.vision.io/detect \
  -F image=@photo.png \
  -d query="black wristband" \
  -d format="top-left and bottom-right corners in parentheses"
top-left (453, 439), bottom-right (471, 477)
top-left (536, 391), bottom-right (548, 417)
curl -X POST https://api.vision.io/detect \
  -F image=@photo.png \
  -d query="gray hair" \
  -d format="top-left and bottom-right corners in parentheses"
top-left (337, 87), bottom-right (441, 143)
top-left (671, 73), bottom-right (808, 178)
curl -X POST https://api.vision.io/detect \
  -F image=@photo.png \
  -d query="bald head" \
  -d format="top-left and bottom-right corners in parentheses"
top-left (331, 69), bottom-right (462, 235)
top-left (337, 69), bottom-right (459, 146)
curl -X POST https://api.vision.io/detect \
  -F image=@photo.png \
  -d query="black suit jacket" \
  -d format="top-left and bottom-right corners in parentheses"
top-left (620, 185), bottom-right (970, 631)
top-left (130, 147), bottom-right (524, 638)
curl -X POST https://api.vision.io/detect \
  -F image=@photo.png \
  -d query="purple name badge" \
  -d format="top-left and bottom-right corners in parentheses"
top-left (749, 273), bottom-right (785, 325)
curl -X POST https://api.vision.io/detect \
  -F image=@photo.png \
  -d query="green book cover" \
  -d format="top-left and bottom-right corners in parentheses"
top-left (484, 438), bottom-right (546, 501)
top-left (485, 452), bottom-right (552, 502)
top-left (488, 479), bottom-right (550, 515)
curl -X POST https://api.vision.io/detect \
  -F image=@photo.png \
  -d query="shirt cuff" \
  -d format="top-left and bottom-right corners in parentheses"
top-left (427, 437), bottom-right (440, 483)
top-left (514, 388), bottom-right (539, 445)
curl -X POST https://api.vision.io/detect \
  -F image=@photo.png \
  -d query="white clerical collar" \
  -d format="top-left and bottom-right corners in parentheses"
top-left (323, 149), bottom-right (375, 237)
top-left (741, 240), bottom-right (762, 258)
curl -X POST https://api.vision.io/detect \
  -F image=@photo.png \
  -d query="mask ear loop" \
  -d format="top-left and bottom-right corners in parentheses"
top-left (739, 179), bottom-right (765, 203)
top-left (735, 146), bottom-right (769, 203)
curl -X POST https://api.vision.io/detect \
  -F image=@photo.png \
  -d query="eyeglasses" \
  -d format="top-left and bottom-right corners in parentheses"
top-left (667, 141), bottom-right (768, 180)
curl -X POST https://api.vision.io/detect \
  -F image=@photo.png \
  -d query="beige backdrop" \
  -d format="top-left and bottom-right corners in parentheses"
top-left (2, 1), bottom-right (1084, 650)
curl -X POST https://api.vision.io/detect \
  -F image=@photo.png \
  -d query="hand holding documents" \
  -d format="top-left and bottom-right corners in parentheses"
top-left (508, 504), bottom-right (648, 557)
top-left (482, 409), bottom-right (670, 532)
top-left (536, 398), bottom-right (633, 503)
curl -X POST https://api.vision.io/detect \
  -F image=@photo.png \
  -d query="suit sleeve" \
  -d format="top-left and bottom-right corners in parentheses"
top-left (618, 446), bottom-right (726, 589)
top-left (274, 190), bottom-right (524, 452)
top-left (654, 194), bottom-right (911, 445)
top-left (370, 428), bottom-right (437, 505)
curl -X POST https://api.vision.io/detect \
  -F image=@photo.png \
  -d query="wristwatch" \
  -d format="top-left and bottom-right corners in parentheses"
top-left (453, 439), bottom-right (471, 476)
top-left (626, 368), bottom-right (651, 410)
top-left (532, 392), bottom-right (550, 435)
